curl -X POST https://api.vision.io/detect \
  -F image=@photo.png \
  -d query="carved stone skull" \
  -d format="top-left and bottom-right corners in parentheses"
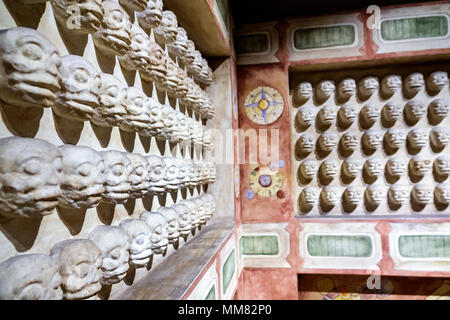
top-left (52, 0), bottom-right (103, 34)
top-left (142, 41), bottom-right (167, 84)
top-left (337, 78), bottom-right (356, 101)
top-left (146, 155), bottom-right (166, 194)
top-left (180, 199), bottom-right (200, 232)
top-left (300, 187), bottom-right (319, 206)
top-left (158, 105), bottom-right (176, 140)
top-left (172, 203), bottom-right (192, 239)
top-left (118, 24), bottom-right (151, 71)
top-left (0, 27), bottom-right (61, 109)
top-left (382, 102), bottom-right (402, 123)
top-left (140, 96), bottom-right (163, 137)
top-left (409, 156), bottom-right (433, 177)
top-left (430, 127), bottom-right (450, 149)
top-left (386, 158), bottom-right (407, 177)
top-left (119, 0), bottom-right (148, 12)
top-left (429, 99), bottom-right (449, 123)
top-left (49, 239), bottom-right (102, 300)
top-left (343, 186), bottom-right (363, 206)
top-left (296, 133), bottom-right (315, 154)
top-left (299, 160), bottom-right (319, 181)
top-left (295, 106), bottom-right (317, 128)
top-left (126, 153), bottom-right (150, 198)
top-left (54, 55), bottom-right (101, 121)
top-left (154, 10), bottom-right (178, 44)
top-left (404, 100), bottom-right (427, 123)
top-left (435, 183), bottom-right (450, 205)
top-left (381, 74), bottom-right (402, 97)
top-left (362, 130), bottom-right (383, 151)
top-left (162, 157), bottom-right (180, 190)
top-left (434, 155), bottom-right (450, 177)
top-left (385, 128), bottom-right (407, 150)
top-left (168, 27), bottom-right (189, 59)
top-left (321, 186), bottom-right (341, 206)
top-left (360, 103), bottom-right (381, 127)
top-left (407, 128), bottom-right (429, 150)
top-left (119, 219), bottom-right (152, 267)
top-left (293, 81), bottom-right (313, 104)
top-left (197, 58), bottom-right (213, 86)
top-left (317, 105), bottom-right (338, 126)
top-left (365, 184), bottom-right (385, 206)
top-left (58, 145), bottom-right (104, 209)
top-left (364, 158), bottom-right (384, 178)
top-left (161, 57), bottom-right (181, 96)
top-left (119, 87), bottom-right (150, 132)
top-left (343, 158), bottom-right (363, 178)
top-left (358, 76), bottom-right (379, 99)
top-left (137, 0), bottom-right (163, 30)
top-left (91, 73), bottom-right (127, 127)
top-left (0, 137), bottom-right (62, 218)
top-left (340, 131), bottom-right (360, 152)
top-left (188, 50), bottom-right (203, 77)
top-left (88, 225), bottom-right (130, 285)
top-left (139, 211), bottom-right (169, 255)
top-left (158, 207), bottom-right (180, 245)
top-left (319, 160), bottom-right (339, 180)
top-left (0, 254), bottom-right (62, 300)
top-left (388, 185), bottom-right (409, 205)
top-left (427, 71), bottom-right (448, 93)
top-left (338, 103), bottom-right (359, 127)
top-left (93, 0), bottom-right (132, 56)
top-left (411, 184), bottom-right (433, 205)
top-left (100, 150), bottom-right (131, 204)
top-left (182, 39), bottom-right (196, 66)
top-left (404, 72), bottom-right (425, 97)
top-left (316, 80), bottom-right (335, 101)
top-left (318, 132), bottom-right (338, 152)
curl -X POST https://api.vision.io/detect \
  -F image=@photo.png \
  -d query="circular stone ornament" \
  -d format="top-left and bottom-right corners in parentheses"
top-left (244, 86), bottom-right (284, 125)
top-left (248, 166), bottom-right (283, 197)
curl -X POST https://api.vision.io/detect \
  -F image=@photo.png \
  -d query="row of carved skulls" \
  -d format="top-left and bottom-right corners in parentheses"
top-left (296, 126), bottom-right (450, 156)
top-left (298, 155), bottom-right (450, 183)
top-left (296, 98), bottom-right (450, 131)
top-left (0, 136), bottom-right (216, 219)
top-left (0, 27), bottom-right (214, 124)
top-left (299, 183), bottom-right (450, 210)
top-left (15, 0), bottom-right (213, 85)
top-left (0, 193), bottom-right (215, 300)
top-left (293, 72), bottom-right (449, 105)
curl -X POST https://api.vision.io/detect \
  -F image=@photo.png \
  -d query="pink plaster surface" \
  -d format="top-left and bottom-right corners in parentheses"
top-left (241, 268), bottom-right (298, 300)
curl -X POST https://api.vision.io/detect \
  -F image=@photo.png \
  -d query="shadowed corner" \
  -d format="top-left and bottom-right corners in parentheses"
top-left (0, 215), bottom-right (43, 252)
top-left (0, 103), bottom-right (43, 138)
top-left (96, 202), bottom-right (116, 225)
top-left (91, 122), bottom-right (113, 148)
top-left (124, 198), bottom-right (136, 216)
top-left (119, 129), bottom-right (136, 152)
top-left (56, 206), bottom-right (87, 236)
top-left (53, 111), bottom-right (84, 145)
top-left (3, 0), bottom-right (45, 29)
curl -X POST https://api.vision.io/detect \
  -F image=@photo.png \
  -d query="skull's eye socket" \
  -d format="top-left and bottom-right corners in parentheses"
top-left (23, 159), bottom-right (41, 175)
top-left (133, 97), bottom-right (144, 109)
top-left (135, 34), bottom-right (145, 44)
top-left (74, 68), bottom-right (89, 84)
top-left (111, 10), bottom-right (124, 24)
top-left (76, 264), bottom-right (90, 279)
top-left (77, 163), bottom-right (92, 177)
top-left (107, 86), bottom-right (118, 97)
top-left (135, 166), bottom-right (144, 176)
top-left (135, 234), bottom-right (146, 245)
top-left (110, 248), bottom-right (121, 259)
top-left (153, 165), bottom-right (162, 175)
top-left (112, 164), bottom-right (124, 176)
top-left (150, 107), bottom-right (160, 116)
top-left (21, 43), bottom-right (43, 61)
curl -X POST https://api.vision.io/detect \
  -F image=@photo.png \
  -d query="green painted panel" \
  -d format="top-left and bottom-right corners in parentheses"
top-left (293, 25), bottom-right (356, 50)
top-left (204, 285), bottom-right (216, 300)
top-left (222, 249), bottom-right (235, 294)
top-left (398, 235), bottom-right (450, 258)
top-left (381, 16), bottom-right (448, 41)
top-left (240, 235), bottom-right (279, 255)
top-left (216, 0), bottom-right (229, 31)
top-left (307, 235), bottom-right (373, 257)
top-left (235, 34), bottom-right (270, 55)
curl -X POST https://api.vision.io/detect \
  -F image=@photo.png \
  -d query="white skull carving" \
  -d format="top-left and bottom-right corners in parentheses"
top-left (119, 0), bottom-right (148, 12)
top-left (54, 55), bottom-right (101, 121)
top-left (386, 158), bottom-right (407, 177)
top-left (344, 186), bottom-right (363, 206)
top-left (119, 87), bottom-right (150, 132)
top-left (158, 105), bottom-right (176, 140)
top-left (340, 131), bottom-right (360, 152)
top-left (0, 137), bottom-right (62, 219)
top-left (318, 160), bottom-right (338, 180)
top-left (137, 0), bottom-right (163, 29)
top-left (300, 187), bottom-right (319, 206)
top-left (360, 103), bottom-right (381, 127)
top-left (411, 184), bottom-right (433, 205)
top-left (158, 207), bottom-right (180, 245)
top-left (358, 76), bottom-right (379, 99)
top-left (316, 80), bottom-right (335, 101)
top-left (181, 39), bottom-right (196, 66)
top-left (154, 10), bottom-right (178, 44)
top-left (139, 211), bottom-right (169, 255)
top-left (188, 50), bottom-right (203, 77)
top-left (180, 199), bottom-right (200, 231)
top-left (146, 155), bottom-right (166, 194)
top-left (50, 239), bottom-right (102, 300)
top-left (119, 219), bottom-right (152, 267)
top-left (162, 157), bottom-right (180, 190)
top-left (435, 183), bottom-right (450, 205)
top-left (385, 128), bottom-right (407, 150)
top-left (365, 185), bottom-right (385, 206)
top-left (430, 127), bottom-right (450, 149)
top-left (434, 155), bottom-right (450, 177)
top-left (388, 185), bottom-right (409, 205)
top-left (140, 96), bottom-right (164, 137)
top-left (318, 132), bottom-right (338, 152)
top-left (429, 99), bottom-right (449, 122)
top-left (295, 106), bottom-right (317, 128)
top-left (52, 0), bottom-right (103, 34)
top-left (321, 186), bottom-right (341, 206)
top-left (58, 145), bottom-right (104, 209)
top-left (88, 225), bottom-right (130, 285)
top-left (338, 103), bottom-right (359, 126)
top-left (362, 130), bottom-right (383, 151)
top-left (0, 27), bottom-right (61, 109)
top-left (381, 74), bottom-right (402, 97)
top-left (192, 122), bottom-right (204, 147)
top-left (126, 153), bottom-right (150, 198)
top-left (343, 158), bottom-right (363, 178)
top-left (100, 150), bottom-right (131, 204)
top-left (0, 254), bottom-right (62, 300)
top-left (296, 133), bottom-right (315, 154)
top-left (299, 160), bottom-right (319, 180)
top-left (427, 71), bottom-right (448, 93)
top-left (197, 58), bottom-right (213, 86)
top-left (364, 158), bottom-right (384, 178)
top-left (200, 194), bottom-right (215, 220)
top-left (293, 81), bottom-right (313, 103)
top-left (404, 100), bottom-right (426, 123)
top-left (142, 41), bottom-right (167, 84)
top-left (91, 73), bottom-right (127, 127)
top-left (92, 0), bottom-right (132, 56)
top-left (404, 72), bottom-right (425, 97)
top-left (409, 156), bottom-right (433, 178)
top-left (118, 24), bottom-right (151, 71)
top-left (337, 78), bottom-right (356, 101)
top-left (172, 203), bottom-right (192, 239)
top-left (317, 105), bottom-right (338, 126)
top-left (407, 128), bottom-right (429, 150)
top-left (382, 102), bottom-right (402, 123)
top-left (168, 27), bottom-right (189, 59)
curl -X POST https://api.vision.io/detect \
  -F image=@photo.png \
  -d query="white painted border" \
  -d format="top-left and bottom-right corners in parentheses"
top-left (185, 261), bottom-right (219, 300)
top-left (299, 223), bottom-right (382, 270)
top-left (220, 234), bottom-right (238, 300)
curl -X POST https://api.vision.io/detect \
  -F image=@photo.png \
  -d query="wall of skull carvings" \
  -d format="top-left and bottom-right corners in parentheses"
top-left (0, 0), bottom-right (228, 300)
